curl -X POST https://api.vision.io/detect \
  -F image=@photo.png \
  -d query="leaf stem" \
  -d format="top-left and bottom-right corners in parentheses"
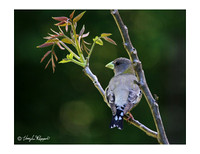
top-left (86, 40), bottom-right (96, 65)
top-left (71, 23), bottom-right (86, 63)
top-left (59, 41), bottom-right (80, 60)
top-left (71, 58), bottom-right (86, 67)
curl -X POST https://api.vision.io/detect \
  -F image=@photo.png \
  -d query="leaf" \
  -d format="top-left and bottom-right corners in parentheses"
top-left (65, 23), bottom-right (68, 32)
top-left (43, 36), bottom-right (52, 40)
top-left (46, 38), bottom-right (58, 43)
top-left (56, 42), bottom-right (65, 50)
top-left (74, 22), bottom-right (77, 29)
top-left (61, 37), bottom-right (73, 44)
top-left (101, 33), bottom-right (112, 38)
top-left (67, 53), bottom-right (73, 60)
top-left (93, 36), bottom-right (103, 46)
top-left (73, 11), bottom-right (86, 23)
top-left (50, 29), bottom-right (59, 35)
top-left (52, 51), bottom-right (58, 61)
top-left (79, 25), bottom-right (85, 36)
top-left (58, 26), bottom-right (64, 34)
top-left (51, 56), bottom-right (56, 73)
top-left (93, 36), bottom-right (98, 42)
top-left (45, 58), bottom-right (51, 69)
top-left (83, 40), bottom-right (91, 45)
top-left (82, 43), bottom-right (90, 54)
top-left (70, 10), bottom-right (75, 19)
top-left (102, 37), bottom-right (117, 45)
top-left (59, 58), bottom-right (72, 63)
top-left (40, 50), bottom-right (51, 63)
top-left (96, 38), bottom-right (103, 45)
top-left (52, 16), bottom-right (68, 21)
top-left (82, 32), bottom-right (90, 38)
top-left (37, 42), bottom-right (54, 48)
top-left (55, 21), bottom-right (71, 26)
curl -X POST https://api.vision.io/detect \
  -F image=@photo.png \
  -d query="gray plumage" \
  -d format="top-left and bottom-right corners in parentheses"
top-left (105, 57), bottom-right (142, 130)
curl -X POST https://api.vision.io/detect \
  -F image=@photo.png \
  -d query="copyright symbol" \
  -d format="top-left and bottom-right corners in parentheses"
top-left (17, 136), bottom-right (22, 141)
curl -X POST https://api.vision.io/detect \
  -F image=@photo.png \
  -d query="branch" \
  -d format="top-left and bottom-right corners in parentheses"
top-left (111, 10), bottom-right (169, 144)
top-left (83, 65), bottom-right (108, 106)
top-left (83, 65), bottom-right (158, 139)
top-left (124, 115), bottom-right (157, 138)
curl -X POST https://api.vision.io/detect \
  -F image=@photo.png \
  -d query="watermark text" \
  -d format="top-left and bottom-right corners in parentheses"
top-left (17, 135), bottom-right (50, 142)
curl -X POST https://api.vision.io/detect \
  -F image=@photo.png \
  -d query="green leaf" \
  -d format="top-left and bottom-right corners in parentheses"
top-left (73, 11), bottom-right (86, 23)
top-left (101, 33), bottom-right (112, 38)
top-left (96, 38), bottom-right (103, 46)
top-left (93, 36), bottom-right (98, 42)
top-left (61, 37), bottom-right (73, 44)
top-left (93, 36), bottom-right (103, 46)
top-left (46, 38), bottom-right (58, 43)
top-left (67, 53), bottom-right (73, 59)
top-left (59, 58), bottom-right (72, 63)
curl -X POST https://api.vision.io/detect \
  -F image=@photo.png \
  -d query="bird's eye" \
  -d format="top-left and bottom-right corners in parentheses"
top-left (115, 61), bottom-right (120, 66)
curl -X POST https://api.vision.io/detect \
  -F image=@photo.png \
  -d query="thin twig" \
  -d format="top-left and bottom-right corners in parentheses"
top-left (111, 10), bottom-right (169, 144)
top-left (83, 66), bottom-right (158, 139)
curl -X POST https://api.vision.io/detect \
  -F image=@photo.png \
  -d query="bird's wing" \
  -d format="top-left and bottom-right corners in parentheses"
top-left (123, 88), bottom-right (142, 114)
top-left (105, 86), bottom-right (117, 115)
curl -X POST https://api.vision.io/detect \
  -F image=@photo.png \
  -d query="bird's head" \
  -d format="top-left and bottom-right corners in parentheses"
top-left (106, 57), bottom-right (135, 76)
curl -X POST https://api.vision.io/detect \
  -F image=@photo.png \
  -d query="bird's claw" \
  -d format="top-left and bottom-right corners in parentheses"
top-left (126, 112), bottom-right (134, 122)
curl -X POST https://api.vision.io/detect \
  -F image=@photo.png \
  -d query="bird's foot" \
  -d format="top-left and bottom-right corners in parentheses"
top-left (126, 112), bottom-right (134, 122)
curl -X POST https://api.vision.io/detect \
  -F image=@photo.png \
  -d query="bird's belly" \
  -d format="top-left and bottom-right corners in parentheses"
top-left (114, 89), bottom-right (129, 106)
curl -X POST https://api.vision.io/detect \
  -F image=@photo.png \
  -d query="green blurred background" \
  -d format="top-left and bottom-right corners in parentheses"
top-left (14, 10), bottom-right (186, 144)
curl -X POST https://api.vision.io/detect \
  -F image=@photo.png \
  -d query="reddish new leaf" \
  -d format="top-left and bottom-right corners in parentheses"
top-left (37, 42), bottom-right (54, 48)
top-left (55, 21), bottom-right (67, 26)
top-left (102, 37), bottom-right (117, 45)
top-left (51, 56), bottom-right (56, 73)
top-left (52, 16), bottom-right (68, 21)
top-left (45, 58), bottom-right (51, 69)
top-left (70, 10), bottom-right (75, 19)
top-left (43, 36), bottom-right (52, 40)
top-left (52, 51), bottom-right (58, 61)
top-left (50, 29), bottom-right (59, 35)
top-left (40, 50), bottom-right (52, 63)
top-left (55, 21), bottom-right (71, 26)
top-left (56, 42), bottom-right (65, 50)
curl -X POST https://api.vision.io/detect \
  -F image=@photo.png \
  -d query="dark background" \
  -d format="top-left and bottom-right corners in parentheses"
top-left (14, 10), bottom-right (186, 144)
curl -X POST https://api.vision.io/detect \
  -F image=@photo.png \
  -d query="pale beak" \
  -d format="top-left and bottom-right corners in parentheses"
top-left (105, 61), bottom-right (114, 70)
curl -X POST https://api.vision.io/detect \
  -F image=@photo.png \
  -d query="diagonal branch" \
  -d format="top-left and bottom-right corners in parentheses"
top-left (83, 65), bottom-right (158, 139)
top-left (123, 115), bottom-right (157, 138)
top-left (111, 10), bottom-right (169, 144)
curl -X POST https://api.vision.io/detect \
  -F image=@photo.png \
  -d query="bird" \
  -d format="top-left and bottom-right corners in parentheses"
top-left (105, 57), bottom-right (142, 130)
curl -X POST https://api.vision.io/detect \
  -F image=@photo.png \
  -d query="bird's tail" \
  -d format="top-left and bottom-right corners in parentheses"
top-left (110, 109), bottom-right (124, 130)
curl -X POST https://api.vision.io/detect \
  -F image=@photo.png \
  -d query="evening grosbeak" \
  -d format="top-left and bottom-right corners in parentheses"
top-left (105, 57), bottom-right (142, 130)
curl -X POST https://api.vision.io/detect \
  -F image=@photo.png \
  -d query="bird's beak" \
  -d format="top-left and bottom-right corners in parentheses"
top-left (105, 61), bottom-right (114, 70)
